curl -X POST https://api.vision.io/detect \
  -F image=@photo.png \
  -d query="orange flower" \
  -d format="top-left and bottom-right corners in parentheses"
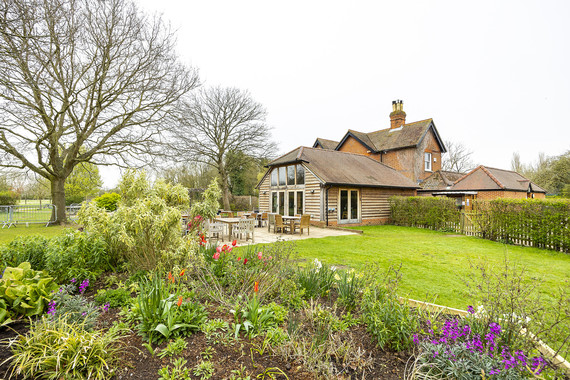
top-left (177, 296), bottom-right (183, 307)
top-left (179, 269), bottom-right (185, 277)
top-left (168, 272), bottom-right (173, 281)
top-left (254, 281), bottom-right (259, 293)
top-left (232, 239), bottom-right (237, 246)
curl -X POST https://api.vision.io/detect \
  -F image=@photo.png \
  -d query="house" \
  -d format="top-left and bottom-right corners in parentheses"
top-left (256, 147), bottom-right (417, 226)
top-left (429, 165), bottom-right (547, 211)
top-left (316, 100), bottom-right (447, 183)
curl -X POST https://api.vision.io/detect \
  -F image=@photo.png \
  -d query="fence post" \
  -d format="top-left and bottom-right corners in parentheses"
top-left (460, 212), bottom-right (465, 234)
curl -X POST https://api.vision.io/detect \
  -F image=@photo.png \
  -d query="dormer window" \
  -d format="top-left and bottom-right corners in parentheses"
top-left (424, 152), bottom-right (432, 171)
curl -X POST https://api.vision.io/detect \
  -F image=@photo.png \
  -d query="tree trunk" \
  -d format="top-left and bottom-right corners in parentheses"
top-left (50, 177), bottom-right (67, 224)
top-left (218, 163), bottom-right (231, 210)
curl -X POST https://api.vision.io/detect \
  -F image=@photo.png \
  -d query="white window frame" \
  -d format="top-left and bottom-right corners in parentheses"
top-left (424, 152), bottom-right (432, 172)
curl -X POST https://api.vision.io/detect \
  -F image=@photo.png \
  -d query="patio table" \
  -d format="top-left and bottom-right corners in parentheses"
top-left (281, 215), bottom-right (301, 234)
top-left (214, 217), bottom-right (242, 240)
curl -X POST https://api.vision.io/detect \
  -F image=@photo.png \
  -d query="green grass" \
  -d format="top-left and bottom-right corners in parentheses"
top-left (292, 225), bottom-right (570, 309)
top-left (0, 224), bottom-right (68, 244)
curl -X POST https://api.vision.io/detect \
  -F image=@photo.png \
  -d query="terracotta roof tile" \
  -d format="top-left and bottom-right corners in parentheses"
top-left (313, 138), bottom-right (339, 150)
top-left (452, 166), bottom-right (547, 193)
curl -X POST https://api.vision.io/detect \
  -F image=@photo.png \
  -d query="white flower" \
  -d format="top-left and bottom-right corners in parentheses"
top-left (313, 258), bottom-right (322, 272)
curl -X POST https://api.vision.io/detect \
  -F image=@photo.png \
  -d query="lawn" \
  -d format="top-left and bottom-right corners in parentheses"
top-left (0, 224), bottom-right (68, 244)
top-left (293, 225), bottom-right (570, 309)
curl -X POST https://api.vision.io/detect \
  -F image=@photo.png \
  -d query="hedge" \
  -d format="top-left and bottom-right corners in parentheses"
top-left (473, 198), bottom-right (569, 252)
top-left (389, 196), bottom-right (570, 253)
top-left (390, 196), bottom-right (460, 231)
top-left (0, 191), bottom-right (19, 206)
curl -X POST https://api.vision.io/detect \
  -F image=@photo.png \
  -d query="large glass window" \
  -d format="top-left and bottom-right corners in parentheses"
top-left (271, 192), bottom-right (278, 213)
top-left (270, 169), bottom-right (278, 186)
top-left (296, 164), bottom-right (305, 184)
top-left (278, 167), bottom-right (286, 186)
top-left (287, 166), bottom-right (295, 185)
top-left (339, 189), bottom-right (359, 223)
top-left (288, 192), bottom-right (295, 216)
top-left (278, 191), bottom-right (285, 215)
top-left (297, 191), bottom-right (303, 215)
top-left (424, 152), bottom-right (432, 171)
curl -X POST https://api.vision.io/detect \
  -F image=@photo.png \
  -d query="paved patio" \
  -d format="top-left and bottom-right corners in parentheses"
top-left (233, 224), bottom-right (360, 245)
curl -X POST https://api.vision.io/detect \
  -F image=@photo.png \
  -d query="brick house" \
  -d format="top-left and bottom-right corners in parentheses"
top-left (314, 100), bottom-right (447, 183)
top-left (429, 165), bottom-right (546, 211)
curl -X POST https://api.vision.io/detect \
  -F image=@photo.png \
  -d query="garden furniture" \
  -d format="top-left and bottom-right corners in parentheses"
top-left (282, 215), bottom-right (300, 234)
top-left (293, 214), bottom-right (311, 235)
top-left (274, 214), bottom-right (290, 234)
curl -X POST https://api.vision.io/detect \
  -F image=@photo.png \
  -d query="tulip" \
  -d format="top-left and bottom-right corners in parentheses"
top-left (232, 239), bottom-right (237, 246)
top-left (257, 252), bottom-right (263, 259)
top-left (179, 269), bottom-right (185, 277)
top-left (254, 281), bottom-right (259, 293)
top-left (243, 258), bottom-right (248, 265)
top-left (213, 252), bottom-right (220, 260)
top-left (216, 246), bottom-right (222, 253)
top-left (177, 296), bottom-right (183, 307)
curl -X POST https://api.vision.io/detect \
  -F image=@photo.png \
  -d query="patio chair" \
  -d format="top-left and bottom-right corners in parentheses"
top-left (232, 219), bottom-right (255, 242)
top-left (294, 214), bottom-right (311, 235)
top-left (206, 220), bottom-right (225, 241)
top-left (267, 213), bottom-right (275, 232)
top-left (260, 212), bottom-right (268, 227)
top-left (274, 214), bottom-right (289, 234)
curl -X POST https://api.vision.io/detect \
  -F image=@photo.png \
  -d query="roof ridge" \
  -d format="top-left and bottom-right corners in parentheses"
top-left (480, 166), bottom-right (505, 189)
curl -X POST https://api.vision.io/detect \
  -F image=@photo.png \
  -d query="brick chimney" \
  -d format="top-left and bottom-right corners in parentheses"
top-left (389, 99), bottom-right (406, 129)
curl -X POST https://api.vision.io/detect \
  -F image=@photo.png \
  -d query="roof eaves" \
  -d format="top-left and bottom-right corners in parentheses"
top-left (324, 182), bottom-right (419, 189)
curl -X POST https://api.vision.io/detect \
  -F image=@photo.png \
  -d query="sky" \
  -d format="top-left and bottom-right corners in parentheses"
top-left (104, 0), bottom-right (570, 187)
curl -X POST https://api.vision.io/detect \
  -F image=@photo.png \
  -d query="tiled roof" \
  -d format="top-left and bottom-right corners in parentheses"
top-left (268, 147), bottom-right (418, 189)
top-left (452, 166), bottom-right (547, 193)
top-left (338, 119), bottom-right (446, 153)
top-left (313, 138), bottom-right (339, 150)
top-left (419, 170), bottom-right (465, 190)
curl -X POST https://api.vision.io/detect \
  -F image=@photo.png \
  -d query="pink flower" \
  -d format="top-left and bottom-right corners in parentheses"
top-left (228, 247), bottom-right (233, 252)
top-left (257, 252), bottom-right (263, 259)
top-left (216, 246), bottom-right (222, 253)
top-left (213, 252), bottom-right (220, 260)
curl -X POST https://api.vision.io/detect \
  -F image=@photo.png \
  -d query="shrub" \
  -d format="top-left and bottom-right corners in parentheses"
top-left (65, 194), bottom-right (84, 206)
top-left (8, 316), bottom-right (125, 379)
top-left (0, 190), bottom-right (18, 205)
top-left (94, 192), bottom-right (121, 211)
top-left (45, 229), bottom-right (110, 283)
top-left (95, 287), bottom-right (133, 308)
top-left (78, 170), bottom-right (193, 271)
top-left (0, 235), bottom-right (50, 270)
top-left (335, 268), bottom-right (366, 311)
top-left (0, 262), bottom-right (58, 324)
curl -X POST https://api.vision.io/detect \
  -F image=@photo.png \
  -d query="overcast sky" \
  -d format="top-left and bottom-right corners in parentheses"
top-left (104, 0), bottom-right (570, 187)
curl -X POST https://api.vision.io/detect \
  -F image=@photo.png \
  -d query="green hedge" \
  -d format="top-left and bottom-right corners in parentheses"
top-left (473, 198), bottom-right (570, 252)
top-left (390, 196), bottom-right (570, 253)
top-left (0, 191), bottom-right (19, 205)
top-left (390, 196), bottom-right (460, 230)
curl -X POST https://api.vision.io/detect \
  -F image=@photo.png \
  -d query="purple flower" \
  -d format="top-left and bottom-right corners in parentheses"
top-left (489, 322), bottom-right (501, 335)
top-left (101, 303), bottom-right (110, 313)
top-left (78, 279), bottom-right (89, 294)
top-left (71, 278), bottom-right (76, 283)
top-left (489, 368), bottom-right (500, 375)
top-left (47, 301), bottom-right (56, 316)
top-left (467, 305), bottom-right (475, 314)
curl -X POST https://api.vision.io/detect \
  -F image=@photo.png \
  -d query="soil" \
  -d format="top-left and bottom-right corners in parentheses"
top-left (0, 286), bottom-right (409, 380)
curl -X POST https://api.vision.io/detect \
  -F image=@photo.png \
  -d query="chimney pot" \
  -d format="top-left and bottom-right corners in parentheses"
top-left (389, 99), bottom-right (406, 129)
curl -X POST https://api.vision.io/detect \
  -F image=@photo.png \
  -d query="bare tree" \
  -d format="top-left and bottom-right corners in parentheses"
top-left (442, 140), bottom-right (474, 173)
top-left (172, 87), bottom-right (276, 210)
top-left (0, 0), bottom-right (199, 223)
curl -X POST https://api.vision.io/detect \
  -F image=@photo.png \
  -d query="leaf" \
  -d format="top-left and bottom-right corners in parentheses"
top-left (154, 324), bottom-right (170, 338)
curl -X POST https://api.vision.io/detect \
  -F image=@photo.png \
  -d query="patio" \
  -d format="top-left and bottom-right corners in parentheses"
top-left (233, 225), bottom-right (360, 245)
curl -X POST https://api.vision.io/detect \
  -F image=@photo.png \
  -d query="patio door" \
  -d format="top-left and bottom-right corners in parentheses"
top-left (271, 191), bottom-right (286, 215)
top-left (339, 189), bottom-right (359, 224)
